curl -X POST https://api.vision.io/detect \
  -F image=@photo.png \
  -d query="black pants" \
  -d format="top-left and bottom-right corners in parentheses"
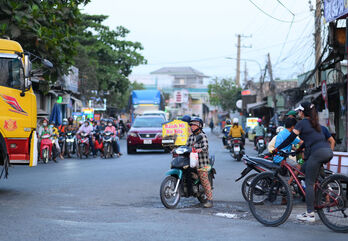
top-left (304, 147), bottom-right (333, 213)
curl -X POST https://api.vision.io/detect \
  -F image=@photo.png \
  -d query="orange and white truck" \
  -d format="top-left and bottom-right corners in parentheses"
top-left (0, 39), bottom-right (49, 177)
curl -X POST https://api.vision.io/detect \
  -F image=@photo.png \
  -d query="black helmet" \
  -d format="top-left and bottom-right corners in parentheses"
top-left (181, 115), bottom-right (191, 123)
top-left (226, 119), bottom-right (231, 125)
top-left (189, 117), bottom-right (203, 129)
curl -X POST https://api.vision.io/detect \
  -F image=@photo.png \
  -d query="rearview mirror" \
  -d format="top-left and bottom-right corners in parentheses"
top-left (24, 54), bottom-right (30, 78)
top-left (42, 59), bottom-right (53, 68)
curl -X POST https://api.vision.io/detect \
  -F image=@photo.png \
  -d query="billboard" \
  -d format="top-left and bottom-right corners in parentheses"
top-left (324, 0), bottom-right (348, 22)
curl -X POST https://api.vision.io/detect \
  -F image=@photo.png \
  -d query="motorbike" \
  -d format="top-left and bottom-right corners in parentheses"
top-left (77, 131), bottom-right (90, 159)
top-left (51, 134), bottom-right (59, 162)
top-left (40, 133), bottom-right (52, 164)
top-left (160, 139), bottom-right (216, 209)
top-left (228, 137), bottom-right (244, 162)
top-left (222, 126), bottom-right (231, 147)
top-left (118, 126), bottom-right (126, 139)
top-left (255, 136), bottom-right (266, 154)
top-left (58, 132), bottom-right (66, 156)
top-left (65, 131), bottom-right (76, 158)
top-left (102, 131), bottom-right (114, 158)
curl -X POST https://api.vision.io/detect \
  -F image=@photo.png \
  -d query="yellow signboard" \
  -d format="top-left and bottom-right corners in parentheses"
top-left (246, 117), bottom-right (259, 128)
top-left (162, 120), bottom-right (189, 146)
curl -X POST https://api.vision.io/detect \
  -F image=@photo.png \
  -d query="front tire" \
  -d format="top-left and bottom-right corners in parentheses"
top-left (242, 173), bottom-right (258, 202)
top-left (160, 176), bottom-right (180, 209)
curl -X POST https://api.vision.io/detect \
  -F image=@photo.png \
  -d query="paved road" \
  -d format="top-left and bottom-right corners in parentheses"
top-left (0, 129), bottom-right (347, 241)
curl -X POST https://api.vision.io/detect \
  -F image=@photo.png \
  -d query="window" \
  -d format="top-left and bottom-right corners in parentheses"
top-left (133, 117), bottom-right (164, 127)
top-left (0, 57), bottom-right (24, 89)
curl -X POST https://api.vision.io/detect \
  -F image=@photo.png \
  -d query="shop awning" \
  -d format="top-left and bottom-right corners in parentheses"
top-left (247, 101), bottom-right (267, 112)
top-left (295, 91), bottom-right (322, 107)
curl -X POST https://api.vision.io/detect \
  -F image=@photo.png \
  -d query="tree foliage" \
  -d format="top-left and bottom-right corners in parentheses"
top-left (0, 0), bottom-right (90, 82)
top-left (208, 78), bottom-right (242, 112)
top-left (74, 14), bottom-right (146, 109)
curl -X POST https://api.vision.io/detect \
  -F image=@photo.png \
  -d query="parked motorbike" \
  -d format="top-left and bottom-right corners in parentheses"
top-left (103, 131), bottom-right (114, 158)
top-left (255, 136), bottom-right (266, 154)
top-left (40, 133), bottom-right (52, 164)
top-left (228, 137), bottom-right (244, 162)
top-left (160, 138), bottom-right (216, 209)
top-left (77, 132), bottom-right (90, 159)
top-left (65, 131), bottom-right (76, 158)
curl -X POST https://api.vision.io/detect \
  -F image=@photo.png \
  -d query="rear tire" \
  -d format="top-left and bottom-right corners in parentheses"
top-left (316, 174), bottom-right (348, 233)
top-left (160, 176), bottom-right (180, 209)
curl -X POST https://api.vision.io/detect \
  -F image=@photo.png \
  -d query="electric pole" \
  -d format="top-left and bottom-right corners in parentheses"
top-left (267, 53), bottom-right (277, 115)
top-left (244, 62), bottom-right (248, 84)
top-left (235, 34), bottom-right (252, 88)
top-left (314, 0), bottom-right (322, 86)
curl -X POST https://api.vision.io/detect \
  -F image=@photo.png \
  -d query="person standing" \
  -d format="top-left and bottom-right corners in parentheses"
top-left (187, 117), bottom-right (213, 208)
top-left (209, 119), bottom-right (214, 133)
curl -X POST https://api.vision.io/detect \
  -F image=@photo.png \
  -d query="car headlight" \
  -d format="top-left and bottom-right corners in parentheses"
top-left (128, 132), bottom-right (137, 137)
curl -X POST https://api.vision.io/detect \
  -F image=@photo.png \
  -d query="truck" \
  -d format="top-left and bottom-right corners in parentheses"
top-left (0, 39), bottom-right (50, 177)
top-left (129, 90), bottom-right (165, 121)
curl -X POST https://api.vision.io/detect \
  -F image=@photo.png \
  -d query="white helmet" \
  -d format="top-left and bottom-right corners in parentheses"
top-left (233, 118), bottom-right (239, 124)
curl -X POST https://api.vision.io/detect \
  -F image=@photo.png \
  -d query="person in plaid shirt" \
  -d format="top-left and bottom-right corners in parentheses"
top-left (187, 117), bottom-right (213, 208)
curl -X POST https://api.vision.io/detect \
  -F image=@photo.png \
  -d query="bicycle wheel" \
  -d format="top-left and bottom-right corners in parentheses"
top-left (316, 174), bottom-right (348, 233)
top-left (241, 173), bottom-right (258, 202)
top-left (248, 172), bottom-right (293, 227)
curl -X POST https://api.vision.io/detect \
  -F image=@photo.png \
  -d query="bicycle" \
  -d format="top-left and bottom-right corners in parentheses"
top-left (247, 150), bottom-right (348, 233)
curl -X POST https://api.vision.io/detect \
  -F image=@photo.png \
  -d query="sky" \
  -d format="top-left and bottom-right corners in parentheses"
top-left (83, 0), bottom-right (318, 84)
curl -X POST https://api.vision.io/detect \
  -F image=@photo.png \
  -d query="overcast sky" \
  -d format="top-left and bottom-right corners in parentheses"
top-left (83, 0), bottom-right (317, 84)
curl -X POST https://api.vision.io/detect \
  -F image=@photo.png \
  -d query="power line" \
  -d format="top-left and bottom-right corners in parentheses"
top-left (248, 0), bottom-right (294, 23)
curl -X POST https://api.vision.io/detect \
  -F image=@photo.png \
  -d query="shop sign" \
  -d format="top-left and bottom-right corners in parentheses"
top-left (324, 0), bottom-right (348, 23)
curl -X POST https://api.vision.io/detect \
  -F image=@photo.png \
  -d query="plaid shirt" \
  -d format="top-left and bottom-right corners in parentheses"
top-left (187, 131), bottom-right (209, 168)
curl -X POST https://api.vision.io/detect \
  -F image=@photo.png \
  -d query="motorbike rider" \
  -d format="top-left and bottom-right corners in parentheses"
top-left (38, 119), bottom-right (53, 161)
top-left (228, 118), bottom-right (245, 149)
top-left (77, 119), bottom-right (95, 157)
top-left (187, 117), bottom-right (213, 208)
top-left (253, 119), bottom-right (265, 148)
top-left (104, 120), bottom-right (122, 157)
top-left (50, 121), bottom-right (63, 161)
top-left (222, 119), bottom-right (232, 146)
top-left (58, 118), bottom-right (68, 133)
top-left (273, 101), bottom-right (334, 222)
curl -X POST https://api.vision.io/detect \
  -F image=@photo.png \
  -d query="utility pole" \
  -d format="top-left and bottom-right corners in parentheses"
top-left (267, 53), bottom-right (277, 119)
top-left (235, 34), bottom-right (252, 88)
top-left (244, 62), bottom-right (248, 84)
top-left (314, 0), bottom-right (322, 87)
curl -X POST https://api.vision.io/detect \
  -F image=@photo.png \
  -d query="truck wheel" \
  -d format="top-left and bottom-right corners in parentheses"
top-left (127, 145), bottom-right (136, 154)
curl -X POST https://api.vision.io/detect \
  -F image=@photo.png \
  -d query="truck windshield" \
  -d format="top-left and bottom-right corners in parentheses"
top-left (0, 57), bottom-right (24, 89)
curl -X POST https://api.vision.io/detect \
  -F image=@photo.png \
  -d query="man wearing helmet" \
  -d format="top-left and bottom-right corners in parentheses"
top-left (222, 119), bottom-right (232, 146)
top-left (253, 118), bottom-right (265, 148)
top-left (228, 118), bottom-right (245, 148)
top-left (187, 117), bottom-right (213, 208)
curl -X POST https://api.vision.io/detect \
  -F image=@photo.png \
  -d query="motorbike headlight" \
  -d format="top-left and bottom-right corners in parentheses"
top-left (128, 132), bottom-right (137, 137)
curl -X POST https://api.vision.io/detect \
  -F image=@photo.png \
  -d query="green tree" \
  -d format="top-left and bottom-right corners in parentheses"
top-left (208, 77), bottom-right (242, 112)
top-left (74, 14), bottom-right (146, 109)
top-left (0, 0), bottom-right (90, 86)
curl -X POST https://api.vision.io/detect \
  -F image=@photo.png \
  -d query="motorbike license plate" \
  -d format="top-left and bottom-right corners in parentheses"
top-left (259, 139), bottom-right (264, 144)
top-left (234, 146), bottom-right (240, 152)
top-left (66, 139), bottom-right (74, 143)
top-left (144, 140), bottom-right (152, 144)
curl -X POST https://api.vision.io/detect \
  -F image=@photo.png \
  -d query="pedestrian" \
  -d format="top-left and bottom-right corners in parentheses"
top-left (209, 119), bottom-right (214, 133)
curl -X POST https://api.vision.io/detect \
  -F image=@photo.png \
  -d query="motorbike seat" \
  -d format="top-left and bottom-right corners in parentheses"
top-left (244, 155), bottom-right (279, 170)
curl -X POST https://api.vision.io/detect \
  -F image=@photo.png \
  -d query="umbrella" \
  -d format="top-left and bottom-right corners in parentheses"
top-left (49, 103), bottom-right (62, 126)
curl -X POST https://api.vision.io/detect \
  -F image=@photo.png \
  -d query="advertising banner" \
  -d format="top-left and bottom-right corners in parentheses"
top-left (324, 0), bottom-right (348, 22)
top-left (162, 120), bottom-right (189, 146)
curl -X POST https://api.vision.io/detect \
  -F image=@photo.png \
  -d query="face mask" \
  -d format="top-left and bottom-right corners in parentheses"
top-left (43, 123), bottom-right (47, 127)
top-left (192, 128), bottom-right (200, 134)
top-left (50, 125), bottom-right (54, 128)
top-left (108, 123), bottom-right (112, 126)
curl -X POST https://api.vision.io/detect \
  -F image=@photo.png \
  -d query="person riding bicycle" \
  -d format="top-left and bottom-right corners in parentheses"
top-left (222, 119), bottom-right (232, 146)
top-left (273, 101), bottom-right (333, 222)
top-left (253, 118), bottom-right (265, 148)
top-left (186, 117), bottom-right (213, 208)
top-left (228, 118), bottom-right (245, 149)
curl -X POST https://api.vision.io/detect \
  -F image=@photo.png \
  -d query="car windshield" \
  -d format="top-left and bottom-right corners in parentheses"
top-left (0, 57), bottom-right (24, 89)
top-left (133, 117), bottom-right (164, 128)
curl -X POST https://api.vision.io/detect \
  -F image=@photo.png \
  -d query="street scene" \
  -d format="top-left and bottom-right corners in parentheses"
top-left (1, 0), bottom-right (348, 240)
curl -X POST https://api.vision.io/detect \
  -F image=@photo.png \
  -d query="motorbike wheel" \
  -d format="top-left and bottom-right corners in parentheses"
top-left (43, 148), bottom-right (48, 164)
top-left (104, 144), bottom-right (110, 158)
top-left (197, 194), bottom-right (207, 203)
top-left (160, 176), bottom-right (180, 209)
top-left (241, 173), bottom-right (258, 202)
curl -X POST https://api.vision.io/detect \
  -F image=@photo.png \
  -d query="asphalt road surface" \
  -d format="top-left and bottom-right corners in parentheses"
top-left (0, 129), bottom-right (347, 241)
